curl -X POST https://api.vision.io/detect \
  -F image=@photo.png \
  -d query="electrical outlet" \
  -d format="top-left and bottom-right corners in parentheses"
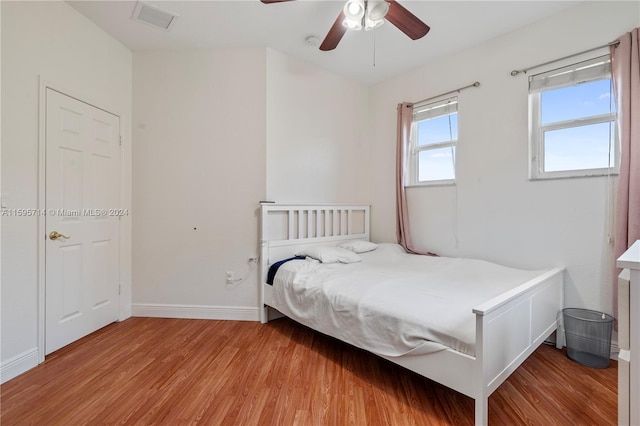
top-left (226, 271), bottom-right (234, 285)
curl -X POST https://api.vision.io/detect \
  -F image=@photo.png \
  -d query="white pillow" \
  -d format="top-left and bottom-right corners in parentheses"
top-left (295, 246), bottom-right (362, 264)
top-left (337, 240), bottom-right (378, 254)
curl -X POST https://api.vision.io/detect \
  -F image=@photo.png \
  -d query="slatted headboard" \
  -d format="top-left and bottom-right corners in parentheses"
top-left (259, 203), bottom-right (370, 322)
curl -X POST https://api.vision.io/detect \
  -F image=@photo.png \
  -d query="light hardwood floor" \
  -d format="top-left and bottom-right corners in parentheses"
top-left (1, 317), bottom-right (617, 425)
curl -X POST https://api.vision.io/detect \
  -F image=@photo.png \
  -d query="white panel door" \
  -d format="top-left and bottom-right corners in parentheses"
top-left (45, 88), bottom-right (120, 355)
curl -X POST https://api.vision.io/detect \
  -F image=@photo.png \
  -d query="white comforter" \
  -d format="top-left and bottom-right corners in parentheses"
top-left (272, 244), bottom-right (544, 357)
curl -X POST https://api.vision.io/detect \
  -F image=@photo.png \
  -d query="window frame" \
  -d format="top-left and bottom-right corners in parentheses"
top-left (528, 55), bottom-right (618, 180)
top-left (406, 96), bottom-right (458, 187)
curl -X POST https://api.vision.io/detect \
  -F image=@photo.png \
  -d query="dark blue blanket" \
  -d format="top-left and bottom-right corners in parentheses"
top-left (267, 256), bottom-right (305, 285)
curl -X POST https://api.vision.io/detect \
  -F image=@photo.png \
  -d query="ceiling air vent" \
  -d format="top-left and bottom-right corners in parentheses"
top-left (132, 2), bottom-right (179, 31)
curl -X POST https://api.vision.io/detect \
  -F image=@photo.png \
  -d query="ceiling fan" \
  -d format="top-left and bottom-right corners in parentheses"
top-left (260, 0), bottom-right (430, 51)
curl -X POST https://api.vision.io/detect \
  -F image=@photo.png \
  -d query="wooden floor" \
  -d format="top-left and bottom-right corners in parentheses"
top-left (1, 317), bottom-right (617, 425)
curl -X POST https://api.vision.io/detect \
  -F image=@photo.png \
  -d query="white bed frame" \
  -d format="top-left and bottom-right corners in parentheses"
top-left (259, 203), bottom-right (564, 425)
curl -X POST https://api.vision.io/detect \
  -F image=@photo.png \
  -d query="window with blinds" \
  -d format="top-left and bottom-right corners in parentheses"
top-left (528, 55), bottom-right (618, 179)
top-left (408, 96), bottom-right (458, 185)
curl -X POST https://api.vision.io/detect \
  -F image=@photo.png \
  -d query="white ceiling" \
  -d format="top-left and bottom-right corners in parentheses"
top-left (68, 0), bottom-right (582, 85)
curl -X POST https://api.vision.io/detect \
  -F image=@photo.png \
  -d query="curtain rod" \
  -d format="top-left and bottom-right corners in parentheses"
top-left (510, 39), bottom-right (620, 77)
top-left (410, 81), bottom-right (480, 107)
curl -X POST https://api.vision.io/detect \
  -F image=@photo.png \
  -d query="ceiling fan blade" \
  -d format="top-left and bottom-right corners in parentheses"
top-left (319, 10), bottom-right (347, 51)
top-left (386, 0), bottom-right (430, 40)
top-left (260, 0), bottom-right (296, 3)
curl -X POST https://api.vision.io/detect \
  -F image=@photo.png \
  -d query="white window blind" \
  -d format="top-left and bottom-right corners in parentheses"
top-left (413, 98), bottom-right (458, 121)
top-left (529, 55), bottom-right (611, 93)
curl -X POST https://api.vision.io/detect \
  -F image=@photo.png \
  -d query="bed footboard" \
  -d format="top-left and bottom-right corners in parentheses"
top-left (378, 266), bottom-right (564, 426)
top-left (472, 267), bottom-right (564, 425)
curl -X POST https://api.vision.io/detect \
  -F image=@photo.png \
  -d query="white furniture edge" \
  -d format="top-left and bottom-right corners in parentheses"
top-left (259, 203), bottom-right (564, 426)
top-left (617, 240), bottom-right (640, 270)
top-left (617, 239), bottom-right (640, 426)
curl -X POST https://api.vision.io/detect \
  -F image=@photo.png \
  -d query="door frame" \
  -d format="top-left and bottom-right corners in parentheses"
top-left (37, 77), bottom-right (132, 363)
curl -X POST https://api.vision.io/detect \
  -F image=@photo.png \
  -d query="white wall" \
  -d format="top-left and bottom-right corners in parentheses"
top-left (0, 1), bottom-right (132, 382)
top-left (368, 1), bottom-right (640, 317)
top-left (266, 49), bottom-right (370, 204)
top-left (132, 50), bottom-right (267, 319)
top-left (131, 48), bottom-right (371, 318)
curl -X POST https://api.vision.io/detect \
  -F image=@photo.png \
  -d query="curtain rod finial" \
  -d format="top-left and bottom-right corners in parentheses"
top-left (473, 81), bottom-right (480, 87)
top-left (510, 70), bottom-right (520, 77)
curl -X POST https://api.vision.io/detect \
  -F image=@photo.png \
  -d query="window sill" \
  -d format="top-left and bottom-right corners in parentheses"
top-left (529, 170), bottom-right (619, 181)
top-left (405, 180), bottom-right (456, 188)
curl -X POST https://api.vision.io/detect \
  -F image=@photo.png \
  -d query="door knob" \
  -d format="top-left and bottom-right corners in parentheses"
top-left (49, 231), bottom-right (70, 241)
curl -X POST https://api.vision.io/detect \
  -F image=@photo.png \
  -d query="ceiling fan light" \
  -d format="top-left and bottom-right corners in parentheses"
top-left (343, 0), bottom-right (365, 20)
top-left (342, 17), bottom-right (363, 30)
top-left (347, 2), bottom-right (361, 15)
top-left (367, 0), bottom-right (389, 21)
top-left (364, 16), bottom-right (384, 31)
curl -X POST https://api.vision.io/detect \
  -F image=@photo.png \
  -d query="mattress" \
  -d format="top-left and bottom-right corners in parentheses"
top-left (271, 243), bottom-right (544, 357)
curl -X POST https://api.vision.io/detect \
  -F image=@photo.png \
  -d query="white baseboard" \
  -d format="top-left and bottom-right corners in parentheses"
top-left (1, 348), bottom-right (39, 384)
top-left (131, 303), bottom-right (259, 321)
top-left (610, 342), bottom-right (621, 361)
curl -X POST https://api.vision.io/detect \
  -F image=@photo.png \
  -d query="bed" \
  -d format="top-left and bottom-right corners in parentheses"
top-left (259, 203), bottom-right (564, 425)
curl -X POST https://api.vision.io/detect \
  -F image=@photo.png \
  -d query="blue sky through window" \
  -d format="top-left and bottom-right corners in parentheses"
top-left (417, 113), bottom-right (458, 146)
top-left (418, 148), bottom-right (456, 181)
top-left (540, 78), bottom-right (616, 172)
top-left (415, 113), bottom-right (457, 182)
top-left (544, 122), bottom-right (616, 171)
top-left (541, 79), bottom-right (615, 124)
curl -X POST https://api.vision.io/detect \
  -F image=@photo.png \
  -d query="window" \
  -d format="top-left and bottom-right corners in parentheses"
top-left (408, 96), bottom-right (458, 185)
top-left (529, 55), bottom-right (617, 179)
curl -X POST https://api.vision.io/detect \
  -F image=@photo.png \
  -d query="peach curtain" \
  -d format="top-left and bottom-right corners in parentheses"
top-left (612, 27), bottom-right (640, 316)
top-left (396, 103), bottom-right (436, 256)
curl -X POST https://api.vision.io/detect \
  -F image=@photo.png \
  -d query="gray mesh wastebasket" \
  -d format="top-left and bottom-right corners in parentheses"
top-left (563, 308), bottom-right (614, 368)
